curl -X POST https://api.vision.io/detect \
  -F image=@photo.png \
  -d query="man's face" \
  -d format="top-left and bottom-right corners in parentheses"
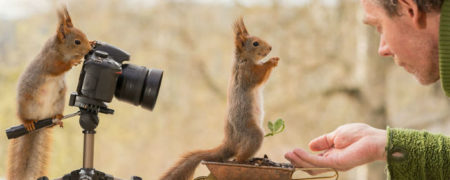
top-left (361, 0), bottom-right (440, 85)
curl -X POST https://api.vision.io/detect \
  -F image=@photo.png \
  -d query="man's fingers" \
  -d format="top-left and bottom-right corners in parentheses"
top-left (286, 149), bottom-right (334, 176)
top-left (309, 132), bottom-right (335, 151)
top-left (285, 150), bottom-right (316, 168)
top-left (285, 150), bottom-right (318, 175)
top-left (293, 148), bottom-right (335, 168)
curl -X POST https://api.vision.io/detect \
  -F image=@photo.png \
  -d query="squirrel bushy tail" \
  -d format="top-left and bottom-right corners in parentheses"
top-left (160, 144), bottom-right (233, 180)
top-left (6, 128), bottom-right (53, 179)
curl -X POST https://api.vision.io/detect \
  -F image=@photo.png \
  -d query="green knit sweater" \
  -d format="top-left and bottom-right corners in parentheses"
top-left (386, 128), bottom-right (450, 179)
top-left (385, 1), bottom-right (450, 179)
top-left (441, 0), bottom-right (450, 96)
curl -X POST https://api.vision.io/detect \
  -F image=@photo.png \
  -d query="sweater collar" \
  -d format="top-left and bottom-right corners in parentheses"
top-left (440, 0), bottom-right (450, 97)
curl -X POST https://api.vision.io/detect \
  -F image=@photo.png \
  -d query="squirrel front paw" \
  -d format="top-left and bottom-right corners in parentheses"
top-left (23, 120), bottom-right (38, 132)
top-left (52, 114), bottom-right (64, 128)
top-left (267, 57), bottom-right (280, 67)
top-left (89, 41), bottom-right (97, 48)
top-left (49, 114), bottom-right (63, 128)
top-left (70, 59), bottom-right (82, 66)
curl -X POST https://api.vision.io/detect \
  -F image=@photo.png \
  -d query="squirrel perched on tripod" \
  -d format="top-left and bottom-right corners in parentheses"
top-left (6, 6), bottom-right (92, 180)
top-left (160, 17), bottom-right (280, 180)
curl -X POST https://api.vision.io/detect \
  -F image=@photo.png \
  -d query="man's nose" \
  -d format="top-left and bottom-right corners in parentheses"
top-left (378, 35), bottom-right (393, 57)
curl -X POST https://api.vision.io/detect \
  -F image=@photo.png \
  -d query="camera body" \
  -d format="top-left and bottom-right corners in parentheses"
top-left (70, 41), bottom-right (163, 111)
top-left (80, 48), bottom-right (122, 103)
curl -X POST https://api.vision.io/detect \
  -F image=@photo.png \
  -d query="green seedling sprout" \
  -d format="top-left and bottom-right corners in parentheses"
top-left (264, 118), bottom-right (285, 137)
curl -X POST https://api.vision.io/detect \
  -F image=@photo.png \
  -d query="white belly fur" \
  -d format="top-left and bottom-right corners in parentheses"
top-left (35, 75), bottom-right (65, 119)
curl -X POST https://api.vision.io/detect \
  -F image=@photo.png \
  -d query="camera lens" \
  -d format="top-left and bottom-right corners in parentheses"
top-left (115, 64), bottom-right (163, 110)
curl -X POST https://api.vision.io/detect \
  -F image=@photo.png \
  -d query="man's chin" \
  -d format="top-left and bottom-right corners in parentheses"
top-left (414, 74), bottom-right (440, 85)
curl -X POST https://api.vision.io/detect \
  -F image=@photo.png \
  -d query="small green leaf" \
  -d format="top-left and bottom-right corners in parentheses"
top-left (265, 118), bottom-right (286, 138)
top-left (268, 121), bottom-right (274, 132)
top-left (277, 123), bottom-right (285, 134)
top-left (274, 118), bottom-right (283, 132)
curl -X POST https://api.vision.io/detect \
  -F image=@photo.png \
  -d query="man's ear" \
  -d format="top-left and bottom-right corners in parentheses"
top-left (233, 17), bottom-right (249, 51)
top-left (398, 0), bottom-right (427, 29)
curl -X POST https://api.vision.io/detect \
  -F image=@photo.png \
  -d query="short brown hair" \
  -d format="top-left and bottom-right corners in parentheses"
top-left (376, 0), bottom-right (444, 16)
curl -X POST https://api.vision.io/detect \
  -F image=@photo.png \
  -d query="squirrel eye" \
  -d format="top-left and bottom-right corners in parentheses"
top-left (75, 40), bottom-right (81, 45)
top-left (253, 41), bottom-right (259, 47)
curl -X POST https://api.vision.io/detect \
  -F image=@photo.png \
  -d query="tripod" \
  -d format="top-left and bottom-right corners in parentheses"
top-left (20, 93), bottom-right (143, 180)
top-left (60, 111), bottom-right (110, 180)
top-left (58, 94), bottom-right (141, 180)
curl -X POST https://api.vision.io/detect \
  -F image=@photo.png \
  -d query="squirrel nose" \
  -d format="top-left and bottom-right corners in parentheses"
top-left (269, 46), bottom-right (272, 51)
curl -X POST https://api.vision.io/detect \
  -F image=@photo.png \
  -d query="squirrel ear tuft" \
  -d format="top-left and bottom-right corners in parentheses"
top-left (63, 6), bottom-right (73, 28)
top-left (234, 17), bottom-right (248, 50)
top-left (56, 5), bottom-right (73, 41)
top-left (238, 17), bottom-right (249, 36)
top-left (56, 8), bottom-right (67, 41)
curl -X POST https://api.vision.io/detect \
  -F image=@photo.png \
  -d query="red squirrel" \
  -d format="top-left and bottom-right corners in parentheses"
top-left (6, 6), bottom-right (92, 180)
top-left (160, 17), bottom-right (280, 180)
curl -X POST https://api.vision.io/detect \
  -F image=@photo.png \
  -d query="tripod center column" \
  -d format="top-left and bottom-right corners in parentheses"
top-left (83, 130), bottom-right (96, 169)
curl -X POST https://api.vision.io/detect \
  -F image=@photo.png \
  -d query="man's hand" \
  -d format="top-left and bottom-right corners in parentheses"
top-left (285, 123), bottom-right (386, 174)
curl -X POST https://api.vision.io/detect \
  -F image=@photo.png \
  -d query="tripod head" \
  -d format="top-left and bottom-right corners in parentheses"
top-left (68, 92), bottom-right (113, 131)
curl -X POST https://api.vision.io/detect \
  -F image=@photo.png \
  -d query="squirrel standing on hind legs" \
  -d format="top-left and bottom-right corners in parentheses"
top-left (6, 6), bottom-right (93, 180)
top-left (160, 17), bottom-right (280, 180)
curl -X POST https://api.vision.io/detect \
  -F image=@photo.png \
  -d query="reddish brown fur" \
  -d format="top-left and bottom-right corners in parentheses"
top-left (160, 17), bottom-right (279, 180)
top-left (6, 6), bottom-right (92, 180)
top-left (47, 57), bottom-right (76, 76)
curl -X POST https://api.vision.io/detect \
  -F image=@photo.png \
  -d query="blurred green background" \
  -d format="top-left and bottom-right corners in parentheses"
top-left (1, 0), bottom-right (450, 179)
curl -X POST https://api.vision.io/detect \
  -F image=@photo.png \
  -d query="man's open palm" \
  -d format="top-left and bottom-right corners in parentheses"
top-left (285, 123), bottom-right (386, 173)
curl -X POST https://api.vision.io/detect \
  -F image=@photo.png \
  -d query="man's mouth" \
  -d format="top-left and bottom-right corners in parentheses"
top-left (393, 56), bottom-right (418, 75)
top-left (402, 64), bottom-right (418, 75)
top-left (393, 56), bottom-right (401, 66)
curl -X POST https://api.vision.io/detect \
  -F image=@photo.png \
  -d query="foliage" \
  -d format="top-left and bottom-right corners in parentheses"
top-left (265, 118), bottom-right (285, 137)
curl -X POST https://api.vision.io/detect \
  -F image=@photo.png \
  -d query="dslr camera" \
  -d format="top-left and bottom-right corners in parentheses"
top-left (69, 41), bottom-right (163, 114)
